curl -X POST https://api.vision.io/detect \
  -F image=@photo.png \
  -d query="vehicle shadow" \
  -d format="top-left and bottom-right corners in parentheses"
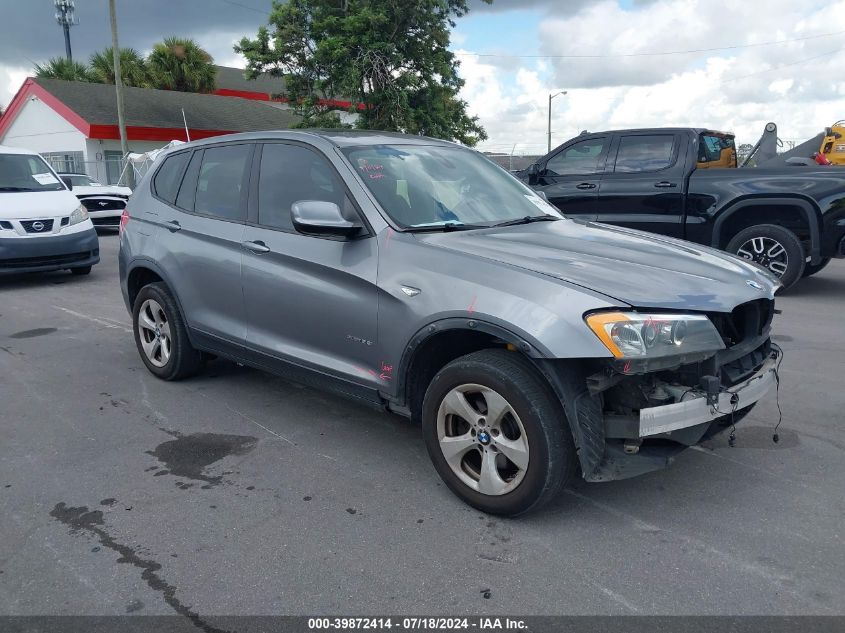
top-left (0, 269), bottom-right (97, 291)
top-left (784, 273), bottom-right (845, 297)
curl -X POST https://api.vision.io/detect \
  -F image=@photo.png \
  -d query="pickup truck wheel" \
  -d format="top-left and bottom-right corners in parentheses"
top-left (726, 224), bottom-right (805, 289)
top-left (802, 257), bottom-right (831, 278)
top-left (422, 349), bottom-right (575, 516)
top-left (132, 282), bottom-right (201, 381)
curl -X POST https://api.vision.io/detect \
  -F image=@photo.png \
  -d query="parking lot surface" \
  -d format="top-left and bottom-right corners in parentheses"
top-left (1, 234), bottom-right (843, 619)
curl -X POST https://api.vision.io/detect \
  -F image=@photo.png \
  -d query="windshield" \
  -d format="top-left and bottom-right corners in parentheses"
top-left (0, 154), bottom-right (65, 192)
top-left (342, 144), bottom-right (562, 228)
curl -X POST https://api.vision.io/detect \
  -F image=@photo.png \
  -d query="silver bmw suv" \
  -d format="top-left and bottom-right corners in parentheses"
top-left (119, 130), bottom-right (781, 516)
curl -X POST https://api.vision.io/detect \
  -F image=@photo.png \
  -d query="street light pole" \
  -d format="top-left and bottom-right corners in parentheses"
top-left (109, 0), bottom-right (133, 188)
top-left (54, 0), bottom-right (77, 62)
top-left (547, 90), bottom-right (567, 154)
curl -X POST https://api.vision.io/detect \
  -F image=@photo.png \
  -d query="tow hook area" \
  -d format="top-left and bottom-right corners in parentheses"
top-left (623, 439), bottom-right (642, 455)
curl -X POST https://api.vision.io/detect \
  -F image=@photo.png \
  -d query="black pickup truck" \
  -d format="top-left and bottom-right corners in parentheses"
top-left (521, 128), bottom-right (845, 288)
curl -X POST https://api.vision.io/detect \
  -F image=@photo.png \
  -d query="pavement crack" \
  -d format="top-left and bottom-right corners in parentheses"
top-left (49, 503), bottom-right (231, 633)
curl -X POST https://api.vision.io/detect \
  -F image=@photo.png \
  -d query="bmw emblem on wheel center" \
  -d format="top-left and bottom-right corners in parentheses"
top-left (477, 431), bottom-right (491, 445)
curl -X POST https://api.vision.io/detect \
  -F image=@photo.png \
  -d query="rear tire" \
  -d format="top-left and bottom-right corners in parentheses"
top-left (726, 224), bottom-right (805, 289)
top-left (132, 282), bottom-right (200, 381)
top-left (70, 266), bottom-right (91, 276)
top-left (421, 349), bottom-right (576, 516)
top-left (802, 257), bottom-right (831, 278)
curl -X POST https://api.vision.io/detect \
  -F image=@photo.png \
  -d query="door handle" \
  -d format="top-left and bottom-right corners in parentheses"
top-left (575, 182), bottom-right (597, 190)
top-left (242, 240), bottom-right (270, 253)
top-left (166, 220), bottom-right (181, 232)
top-left (654, 181), bottom-right (677, 188)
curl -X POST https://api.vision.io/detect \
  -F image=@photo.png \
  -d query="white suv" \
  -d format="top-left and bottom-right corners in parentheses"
top-left (0, 146), bottom-right (99, 276)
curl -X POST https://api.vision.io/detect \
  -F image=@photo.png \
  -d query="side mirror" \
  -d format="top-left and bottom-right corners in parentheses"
top-left (291, 200), bottom-right (361, 238)
top-left (527, 163), bottom-right (540, 185)
top-left (60, 176), bottom-right (73, 190)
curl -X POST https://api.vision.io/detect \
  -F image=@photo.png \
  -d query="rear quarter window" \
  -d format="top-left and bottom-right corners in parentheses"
top-left (152, 152), bottom-right (190, 204)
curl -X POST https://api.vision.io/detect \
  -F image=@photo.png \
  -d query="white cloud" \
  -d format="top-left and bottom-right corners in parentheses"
top-left (460, 0), bottom-right (845, 153)
top-left (0, 64), bottom-right (29, 108)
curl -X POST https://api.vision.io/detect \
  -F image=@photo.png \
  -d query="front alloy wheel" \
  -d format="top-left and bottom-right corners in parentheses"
top-left (422, 349), bottom-right (576, 516)
top-left (437, 384), bottom-right (530, 496)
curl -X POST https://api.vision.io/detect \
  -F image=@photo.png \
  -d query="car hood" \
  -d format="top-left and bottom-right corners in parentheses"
top-left (0, 190), bottom-right (81, 220)
top-left (415, 219), bottom-right (779, 312)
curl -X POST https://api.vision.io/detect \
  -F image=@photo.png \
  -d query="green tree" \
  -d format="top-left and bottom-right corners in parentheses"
top-left (235, 0), bottom-right (488, 146)
top-left (90, 47), bottom-right (149, 87)
top-left (34, 57), bottom-right (96, 82)
top-left (146, 37), bottom-right (216, 93)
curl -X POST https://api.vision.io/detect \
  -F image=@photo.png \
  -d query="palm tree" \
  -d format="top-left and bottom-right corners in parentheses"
top-left (34, 57), bottom-right (96, 82)
top-left (146, 37), bottom-right (216, 93)
top-left (90, 47), bottom-right (149, 87)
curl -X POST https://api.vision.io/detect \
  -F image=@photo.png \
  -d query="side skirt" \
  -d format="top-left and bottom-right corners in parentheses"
top-left (189, 328), bottom-right (387, 411)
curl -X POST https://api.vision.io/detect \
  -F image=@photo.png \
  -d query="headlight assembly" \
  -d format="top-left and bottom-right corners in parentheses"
top-left (585, 311), bottom-right (725, 362)
top-left (69, 204), bottom-right (89, 225)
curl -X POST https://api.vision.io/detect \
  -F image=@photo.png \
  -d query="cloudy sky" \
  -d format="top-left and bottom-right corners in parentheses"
top-left (2, 0), bottom-right (844, 155)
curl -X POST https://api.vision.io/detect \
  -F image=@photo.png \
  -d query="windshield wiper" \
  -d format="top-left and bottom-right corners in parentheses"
top-left (492, 215), bottom-right (560, 228)
top-left (0, 186), bottom-right (37, 192)
top-left (405, 222), bottom-right (489, 233)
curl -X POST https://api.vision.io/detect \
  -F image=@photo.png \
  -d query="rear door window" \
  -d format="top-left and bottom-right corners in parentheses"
top-left (194, 144), bottom-right (252, 222)
top-left (613, 135), bottom-right (676, 173)
top-left (545, 137), bottom-right (608, 176)
top-left (152, 152), bottom-right (190, 204)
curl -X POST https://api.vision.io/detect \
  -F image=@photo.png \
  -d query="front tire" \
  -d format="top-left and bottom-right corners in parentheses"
top-left (726, 224), bottom-right (805, 289)
top-left (132, 282), bottom-right (200, 381)
top-left (422, 349), bottom-right (576, 516)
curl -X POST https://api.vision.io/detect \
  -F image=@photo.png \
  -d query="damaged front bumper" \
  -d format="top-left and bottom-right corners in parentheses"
top-left (540, 344), bottom-right (781, 483)
top-left (637, 352), bottom-right (777, 437)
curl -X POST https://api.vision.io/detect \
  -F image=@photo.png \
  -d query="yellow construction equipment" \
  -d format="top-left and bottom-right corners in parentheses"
top-left (696, 131), bottom-right (737, 169)
top-left (818, 121), bottom-right (845, 165)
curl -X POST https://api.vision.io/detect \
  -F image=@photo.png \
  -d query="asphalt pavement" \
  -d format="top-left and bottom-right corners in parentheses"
top-left (1, 233), bottom-right (843, 620)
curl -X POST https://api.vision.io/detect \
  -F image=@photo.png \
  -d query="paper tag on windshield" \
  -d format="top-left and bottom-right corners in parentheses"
top-left (32, 173), bottom-right (60, 185)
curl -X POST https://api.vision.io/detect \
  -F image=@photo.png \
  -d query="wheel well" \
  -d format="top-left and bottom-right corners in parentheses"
top-left (404, 329), bottom-right (513, 423)
top-left (127, 267), bottom-right (163, 306)
top-left (718, 204), bottom-right (810, 248)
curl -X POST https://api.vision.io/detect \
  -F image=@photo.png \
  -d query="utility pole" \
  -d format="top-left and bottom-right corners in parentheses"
top-left (54, 0), bottom-right (77, 62)
top-left (109, 0), bottom-right (133, 188)
top-left (547, 90), bottom-right (567, 154)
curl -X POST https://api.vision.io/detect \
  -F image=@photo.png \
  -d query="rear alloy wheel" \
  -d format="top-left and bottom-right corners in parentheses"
top-left (132, 282), bottom-right (200, 380)
top-left (422, 349), bottom-right (576, 516)
top-left (726, 224), bottom-right (805, 289)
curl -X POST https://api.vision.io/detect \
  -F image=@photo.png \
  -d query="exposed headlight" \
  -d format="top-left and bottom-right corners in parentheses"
top-left (69, 204), bottom-right (88, 225)
top-left (585, 311), bottom-right (725, 360)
